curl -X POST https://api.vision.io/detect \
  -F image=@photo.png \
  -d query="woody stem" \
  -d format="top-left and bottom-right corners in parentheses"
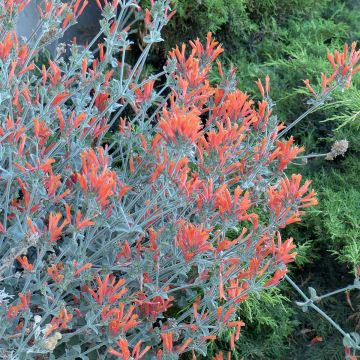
top-left (285, 275), bottom-right (360, 348)
top-left (278, 86), bottom-right (336, 138)
top-left (296, 153), bottom-right (329, 159)
top-left (316, 284), bottom-right (358, 301)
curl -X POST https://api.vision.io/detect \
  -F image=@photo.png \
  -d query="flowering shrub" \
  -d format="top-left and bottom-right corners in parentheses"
top-left (0, 0), bottom-right (359, 359)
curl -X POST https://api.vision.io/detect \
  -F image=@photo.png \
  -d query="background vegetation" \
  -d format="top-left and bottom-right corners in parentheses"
top-left (139, 0), bottom-right (360, 358)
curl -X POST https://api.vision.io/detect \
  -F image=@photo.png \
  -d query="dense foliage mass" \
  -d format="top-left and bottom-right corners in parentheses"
top-left (141, 0), bottom-right (360, 358)
top-left (0, 0), bottom-right (359, 359)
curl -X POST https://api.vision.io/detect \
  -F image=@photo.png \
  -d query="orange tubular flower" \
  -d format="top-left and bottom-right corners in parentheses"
top-left (255, 75), bottom-right (270, 98)
top-left (305, 42), bottom-right (360, 95)
top-left (116, 240), bottom-right (131, 263)
top-left (158, 105), bottom-right (203, 144)
top-left (17, 134), bottom-right (26, 156)
top-left (62, 13), bottom-right (74, 30)
top-left (7, 291), bottom-right (31, 319)
top-left (108, 338), bottom-right (131, 359)
top-left (226, 279), bottom-right (250, 304)
top-left (74, 262), bottom-right (92, 277)
top-left (17, 63), bottom-right (34, 76)
top-left (33, 117), bottom-right (52, 147)
top-left (55, 106), bottom-right (65, 132)
top-left (102, 303), bottom-right (140, 336)
top-left (271, 232), bottom-right (297, 264)
top-left (45, 308), bottom-right (73, 337)
top-left (134, 293), bottom-right (174, 319)
top-left (189, 32), bottom-right (224, 63)
top-left (170, 44), bottom-right (209, 89)
top-left (151, 162), bottom-right (165, 184)
top-left (48, 60), bottom-right (61, 86)
top-left (198, 118), bottom-right (247, 169)
top-left (47, 263), bottom-right (64, 283)
top-left (176, 338), bottom-right (192, 354)
top-left (253, 100), bottom-right (273, 131)
top-left (161, 333), bottom-right (173, 353)
top-left (75, 210), bottom-right (95, 230)
top-left (73, 0), bottom-right (88, 17)
top-left (108, 338), bottom-right (151, 360)
top-left (144, 8), bottom-right (151, 26)
top-left (0, 221), bottom-right (5, 234)
top-left (211, 89), bottom-right (254, 124)
top-left (0, 32), bottom-right (17, 60)
top-left (227, 319), bottom-right (245, 340)
top-left (72, 112), bottom-right (87, 129)
top-left (330, 43), bottom-right (360, 86)
top-left (213, 185), bottom-right (253, 222)
top-left (94, 91), bottom-right (110, 112)
top-left (219, 305), bottom-right (236, 323)
top-left (81, 57), bottom-right (87, 77)
top-left (18, 43), bottom-right (29, 65)
top-left (175, 222), bottom-right (213, 261)
top-left (26, 218), bottom-right (39, 234)
top-left (51, 92), bottom-right (70, 107)
top-left (303, 79), bottom-right (317, 96)
top-left (76, 147), bottom-right (117, 209)
top-left (118, 182), bottom-right (132, 199)
top-left (48, 212), bottom-right (69, 243)
top-left (8, 60), bottom-right (18, 83)
top-left (133, 80), bottom-right (155, 103)
top-left (86, 274), bottom-right (127, 305)
top-left (264, 268), bottom-right (288, 288)
top-left (16, 255), bottom-right (34, 272)
top-left (284, 175), bottom-right (317, 208)
top-left (43, 173), bottom-right (61, 198)
top-left (270, 136), bottom-right (304, 171)
top-left (268, 174), bottom-right (317, 226)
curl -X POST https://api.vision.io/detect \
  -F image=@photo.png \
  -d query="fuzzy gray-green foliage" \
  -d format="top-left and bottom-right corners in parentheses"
top-left (139, 0), bottom-right (360, 358)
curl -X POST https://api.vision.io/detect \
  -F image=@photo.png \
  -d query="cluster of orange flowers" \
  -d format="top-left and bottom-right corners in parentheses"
top-left (2, 1), bottom-right (359, 359)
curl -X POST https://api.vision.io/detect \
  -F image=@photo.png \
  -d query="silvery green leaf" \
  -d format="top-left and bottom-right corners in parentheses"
top-left (0, 168), bottom-right (11, 179)
top-left (343, 333), bottom-right (356, 348)
top-left (176, 295), bottom-right (188, 308)
top-left (308, 287), bottom-right (318, 300)
top-left (350, 332), bottom-right (360, 344)
top-left (85, 313), bottom-right (99, 334)
top-left (143, 33), bottom-right (163, 44)
top-left (111, 57), bottom-right (118, 68)
top-left (65, 345), bottom-right (89, 360)
top-left (295, 300), bottom-right (309, 312)
top-left (0, 90), bottom-right (11, 103)
top-left (193, 340), bottom-right (208, 356)
top-left (99, 19), bottom-right (111, 36)
top-left (129, 224), bottom-right (145, 235)
top-left (102, 4), bottom-right (116, 20)
top-left (241, 181), bottom-right (254, 189)
top-left (6, 225), bottom-right (24, 241)
top-left (107, 102), bottom-right (122, 113)
top-left (0, 288), bottom-right (13, 305)
top-left (65, 345), bottom-right (81, 354)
